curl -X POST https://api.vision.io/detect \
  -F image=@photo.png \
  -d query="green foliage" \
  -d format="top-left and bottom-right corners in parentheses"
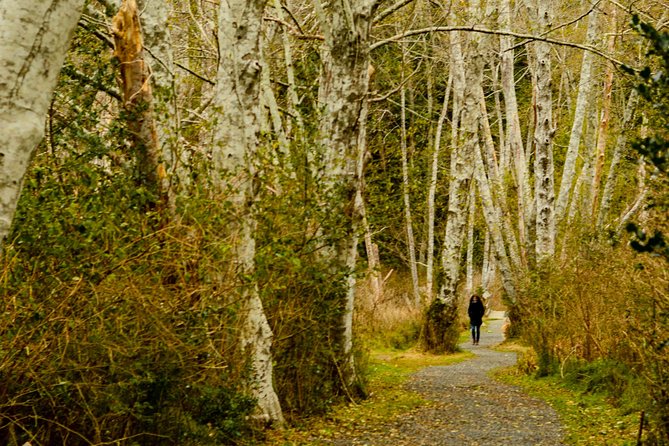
top-left (253, 138), bottom-right (368, 417)
top-left (0, 29), bottom-right (259, 444)
top-left (621, 15), bottom-right (669, 444)
top-left (625, 15), bottom-right (669, 262)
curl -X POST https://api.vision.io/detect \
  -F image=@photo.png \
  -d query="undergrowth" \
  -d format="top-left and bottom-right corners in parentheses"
top-left (494, 342), bottom-right (645, 446)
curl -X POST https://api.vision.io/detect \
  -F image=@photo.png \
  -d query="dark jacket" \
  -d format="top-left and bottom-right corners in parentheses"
top-left (468, 299), bottom-right (486, 326)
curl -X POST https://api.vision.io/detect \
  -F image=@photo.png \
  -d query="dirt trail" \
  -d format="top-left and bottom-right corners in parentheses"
top-left (313, 311), bottom-right (565, 445)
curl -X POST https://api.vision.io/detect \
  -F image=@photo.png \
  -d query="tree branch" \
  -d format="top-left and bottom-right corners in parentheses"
top-left (263, 16), bottom-right (324, 41)
top-left (175, 62), bottom-right (215, 85)
top-left (506, 0), bottom-right (601, 53)
top-left (373, 0), bottom-right (417, 24)
top-left (370, 25), bottom-right (632, 68)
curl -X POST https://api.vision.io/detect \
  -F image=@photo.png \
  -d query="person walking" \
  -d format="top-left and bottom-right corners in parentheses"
top-left (468, 295), bottom-right (486, 345)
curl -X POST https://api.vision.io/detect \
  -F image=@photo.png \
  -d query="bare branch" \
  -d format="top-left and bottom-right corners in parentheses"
top-left (373, 0), bottom-right (417, 24)
top-left (506, 0), bottom-right (601, 53)
top-left (175, 62), bottom-right (215, 86)
top-left (370, 25), bottom-right (632, 68)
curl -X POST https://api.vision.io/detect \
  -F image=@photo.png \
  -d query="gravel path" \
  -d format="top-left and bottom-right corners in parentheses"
top-left (313, 311), bottom-right (565, 445)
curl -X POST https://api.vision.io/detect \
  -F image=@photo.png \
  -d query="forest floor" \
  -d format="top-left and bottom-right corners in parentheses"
top-left (293, 311), bottom-right (566, 445)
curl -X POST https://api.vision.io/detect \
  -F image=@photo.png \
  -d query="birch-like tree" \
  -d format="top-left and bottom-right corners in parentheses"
top-left (530, 0), bottom-right (556, 262)
top-left (554, 4), bottom-right (600, 226)
top-left (0, 0), bottom-right (84, 254)
top-left (400, 73), bottom-right (421, 306)
top-left (313, 0), bottom-right (376, 388)
top-left (499, 0), bottom-right (532, 258)
top-left (426, 71), bottom-right (452, 299)
top-left (424, 14), bottom-right (477, 352)
top-left (213, 0), bottom-right (284, 424)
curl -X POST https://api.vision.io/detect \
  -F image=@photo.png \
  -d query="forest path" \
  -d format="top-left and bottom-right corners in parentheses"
top-left (314, 311), bottom-right (565, 445)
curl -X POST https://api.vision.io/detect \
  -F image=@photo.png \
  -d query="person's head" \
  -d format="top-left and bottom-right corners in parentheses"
top-left (470, 295), bottom-right (480, 303)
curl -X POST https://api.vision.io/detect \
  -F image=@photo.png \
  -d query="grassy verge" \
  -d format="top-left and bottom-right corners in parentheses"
top-left (264, 348), bottom-right (473, 445)
top-left (492, 343), bottom-right (643, 446)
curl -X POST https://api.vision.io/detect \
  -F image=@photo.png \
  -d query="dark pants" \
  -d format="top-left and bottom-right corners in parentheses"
top-left (471, 323), bottom-right (481, 342)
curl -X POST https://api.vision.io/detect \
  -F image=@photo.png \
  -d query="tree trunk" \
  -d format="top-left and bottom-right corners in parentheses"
top-left (554, 5), bottom-right (599, 225)
top-left (314, 0), bottom-right (376, 389)
top-left (424, 20), bottom-right (476, 353)
top-left (426, 71), bottom-right (452, 300)
top-left (213, 0), bottom-right (284, 425)
top-left (465, 182), bottom-right (476, 297)
top-left (112, 0), bottom-right (169, 209)
top-left (474, 148), bottom-right (518, 303)
top-left (136, 0), bottom-right (183, 207)
top-left (400, 77), bottom-right (421, 306)
top-left (596, 89), bottom-right (638, 230)
top-left (0, 0), bottom-right (84, 254)
top-left (567, 98), bottom-right (598, 224)
top-left (499, 0), bottom-right (531, 260)
top-left (273, 0), bottom-right (304, 136)
top-left (591, 5), bottom-right (616, 220)
top-left (531, 0), bottom-right (556, 262)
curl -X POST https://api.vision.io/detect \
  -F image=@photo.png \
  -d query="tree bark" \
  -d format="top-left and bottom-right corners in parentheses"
top-left (314, 0), bottom-right (376, 388)
top-left (112, 0), bottom-right (169, 209)
top-left (499, 0), bottom-right (531, 260)
top-left (136, 0), bottom-right (183, 206)
top-left (213, 0), bottom-right (284, 425)
top-left (596, 89), bottom-right (638, 230)
top-left (0, 0), bottom-right (84, 253)
top-left (554, 4), bottom-right (599, 225)
top-left (474, 136), bottom-right (517, 302)
top-left (426, 71), bottom-right (452, 300)
top-left (465, 182), bottom-right (476, 297)
top-left (400, 76), bottom-right (421, 306)
top-left (424, 14), bottom-right (476, 353)
top-left (530, 0), bottom-right (556, 262)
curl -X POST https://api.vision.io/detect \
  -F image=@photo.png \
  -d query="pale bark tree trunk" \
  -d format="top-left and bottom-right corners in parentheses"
top-left (478, 91), bottom-right (522, 272)
top-left (591, 6), bottom-right (616, 220)
top-left (474, 137), bottom-right (517, 303)
top-left (0, 0), bottom-right (84, 253)
top-left (499, 0), bottom-right (531, 260)
top-left (482, 230), bottom-right (496, 291)
top-left (567, 101), bottom-right (598, 223)
top-left (213, 0), bottom-right (284, 425)
top-left (260, 45), bottom-right (290, 158)
top-left (424, 18), bottom-right (475, 352)
top-left (400, 78), bottom-right (421, 306)
top-left (616, 157), bottom-right (647, 235)
top-left (554, 5), bottom-right (599, 225)
top-left (465, 182), bottom-right (476, 297)
top-left (361, 196), bottom-right (382, 300)
top-left (112, 0), bottom-right (169, 209)
top-left (531, 0), bottom-right (556, 262)
top-left (590, 64), bottom-right (613, 219)
top-left (426, 71), bottom-right (452, 300)
top-left (314, 0), bottom-right (376, 388)
top-left (596, 89), bottom-right (638, 230)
